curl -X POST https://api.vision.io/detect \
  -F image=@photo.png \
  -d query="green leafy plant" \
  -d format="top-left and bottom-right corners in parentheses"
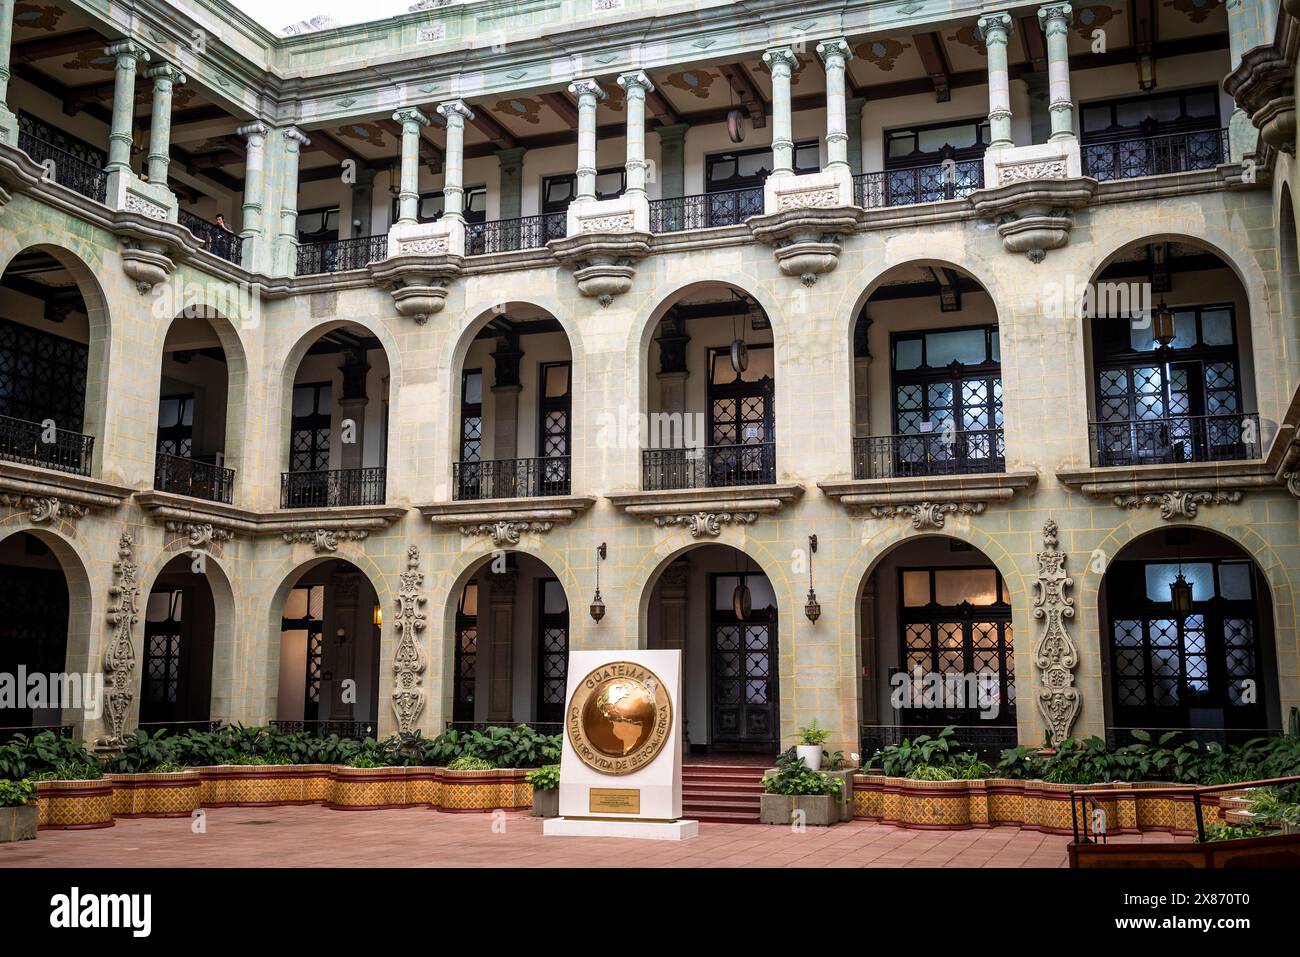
top-left (29, 760), bottom-right (103, 781)
top-left (796, 721), bottom-right (831, 747)
top-left (908, 764), bottom-right (954, 781)
top-left (763, 751), bottom-right (843, 797)
top-left (0, 732), bottom-right (102, 781)
top-left (1200, 821), bottom-right (1264, 843)
top-left (0, 779), bottom-right (34, 807)
top-left (448, 755), bottom-right (496, 771)
top-left (104, 729), bottom-right (179, 774)
top-left (525, 764), bottom-right (560, 791)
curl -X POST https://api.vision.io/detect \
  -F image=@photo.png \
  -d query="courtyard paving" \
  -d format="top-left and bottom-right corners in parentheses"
top-left (0, 806), bottom-right (1186, 867)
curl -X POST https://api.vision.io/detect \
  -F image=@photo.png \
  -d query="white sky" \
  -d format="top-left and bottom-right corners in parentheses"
top-left (228, 0), bottom-right (415, 34)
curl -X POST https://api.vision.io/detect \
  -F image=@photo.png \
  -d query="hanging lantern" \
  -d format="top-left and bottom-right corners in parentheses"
top-left (732, 579), bottom-right (752, 620)
top-left (590, 542), bottom-right (607, 623)
top-left (372, 604), bottom-right (383, 627)
top-left (1152, 299), bottom-right (1176, 348)
top-left (804, 534), bottom-right (821, 623)
top-left (726, 107), bottom-right (747, 144)
top-left (730, 337), bottom-right (749, 374)
top-left (1169, 571), bottom-right (1194, 615)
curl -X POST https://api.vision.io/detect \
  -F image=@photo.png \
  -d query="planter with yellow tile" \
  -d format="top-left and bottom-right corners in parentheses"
top-left (108, 771), bottom-right (203, 818)
top-left (34, 779), bottom-right (115, 830)
top-left (198, 764), bottom-right (331, 806)
top-left (325, 766), bottom-right (413, 809)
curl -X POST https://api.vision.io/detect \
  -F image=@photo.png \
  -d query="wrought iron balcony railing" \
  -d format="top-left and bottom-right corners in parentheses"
top-left (466, 213), bottom-right (565, 254)
top-left (1089, 412), bottom-right (1260, 467)
top-left (154, 452), bottom-right (235, 504)
top-left (0, 414), bottom-right (94, 475)
top-left (1081, 128), bottom-right (1229, 181)
top-left (0, 724), bottom-right (74, 743)
top-left (280, 466), bottom-right (386, 508)
top-left (453, 456), bottom-right (571, 500)
top-left (444, 721), bottom-right (563, 737)
top-left (853, 429), bottom-right (1006, 480)
top-left (17, 131), bottom-right (107, 204)
top-left (296, 235), bottom-right (388, 275)
top-left (178, 209), bottom-right (244, 265)
top-left (853, 159), bottom-right (984, 209)
top-left (271, 719), bottom-right (377, 739)
top-left (641, 443), bottom-right (776, 491)
top-left (649, 186), bottom-right (765, 233)
top-left (861, 723), bottom-right (1019, 760)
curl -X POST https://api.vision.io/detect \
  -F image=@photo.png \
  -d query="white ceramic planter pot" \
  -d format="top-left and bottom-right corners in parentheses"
top-left (796, 745), bottom-right (822, 771)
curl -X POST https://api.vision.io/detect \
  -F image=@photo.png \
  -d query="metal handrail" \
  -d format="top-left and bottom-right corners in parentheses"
top-left (1081, 128), bottom-right (1230, 181)
top-left (641, 442), bottom-right (776, 490)
top-left (853, 429), bottom-right (1005, 479)
top-left (295, 235), bottom-right (388, 275)
top-left (17, 131), bottom-right (107, 203)
top-left (452, 455), bottom-right (571, 500)
top-left (279, 466), bottom-right (387, 508)
top-left (154, 451), bottom-right (236, 504)
top-left (178, 209), bottom-right (244, 265)
top-left (649, 186), bottom-right (765, 233)
top-left (0, 413), bottom-right (94, 475)
top-left (466, 213), bottom-right (565, 254)
top-left (853, 158), bottom-right (984, 209)
top-left (1088, 412), bottom-right (1261, 467)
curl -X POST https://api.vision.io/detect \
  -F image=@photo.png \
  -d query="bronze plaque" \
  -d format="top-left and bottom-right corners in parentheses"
top-left (589, 788), bottom-right (641, 814)
top-left (566, 661), bottom-right (673, 776)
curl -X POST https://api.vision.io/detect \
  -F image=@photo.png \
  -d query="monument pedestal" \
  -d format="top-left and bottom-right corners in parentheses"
top-left (543, 817), bottom-right (699, 841)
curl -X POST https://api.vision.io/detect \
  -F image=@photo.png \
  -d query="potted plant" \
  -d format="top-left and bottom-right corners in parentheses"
top-left (759, 751), bottom-right (843, 826)
top-left (795, 720), bottom-right (831, 771)
top-left (526, 764), bottom-right (560, 818)
top-left (0, 779), bottom-right (37, 842)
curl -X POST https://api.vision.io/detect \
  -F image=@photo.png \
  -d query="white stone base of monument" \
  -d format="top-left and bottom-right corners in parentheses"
top-left (543, 817), bottom-right (699, 841)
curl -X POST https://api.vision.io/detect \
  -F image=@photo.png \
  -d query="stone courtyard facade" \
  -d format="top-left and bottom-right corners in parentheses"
top-left (0, 0), bottom-right (1298, 759)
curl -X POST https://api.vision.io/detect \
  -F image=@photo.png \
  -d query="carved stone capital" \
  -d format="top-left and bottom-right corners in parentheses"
top-left (652, 510), bottom-right (758, 538)
top-left (0, 494), bottom-right (87, 525)
top-left (459, 520), bottom-right (554, 546)
top-left (165, 521), bottom-right (235, 549)
top-left (868, 500), bottom-right (986, 529)
top-left (282, 528), bottom-right (370, 552)
top-left (1113, 489), bottom-right (1243, 519)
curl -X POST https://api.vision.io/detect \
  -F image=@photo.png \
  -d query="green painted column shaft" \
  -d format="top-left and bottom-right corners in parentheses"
top-left (978, 13), bottom-right (1015, 151)
top-left (568, 78), bottom-right (605, 202)
top-left (145, 63), bottom-right (185, 185)
top-left (105, 41), bottom-right (148, 173)
top-left (0, 0), bottom-right (14, 105)
top-left (656, 124), bottom-right (688, 198)
top-left (763, 46), bottom-right (797, 175)
top-left (845, 97), bottom-right (865, 176)
top-left (1038, 4), bottom-right (1075, 142)
top-left (437, 100), bottom-right (473, 222)
top-left (618, 71), bottom-right (653, 197)
top-left (496, 147), bottom-right (526, 219)
top-left (392, 107), bottom-right (429, 225)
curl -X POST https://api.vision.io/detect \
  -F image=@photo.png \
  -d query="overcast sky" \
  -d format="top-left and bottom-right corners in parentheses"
top-left (228, 0), bottom-right (414, 34)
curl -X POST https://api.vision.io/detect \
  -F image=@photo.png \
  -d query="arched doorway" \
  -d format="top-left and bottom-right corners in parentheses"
top-left (858, 535), bottom-right (1018, 755)
top-left (139, 555), bottom-right (217, 732)
top-left (850, 263), bottom-right (1003, 479)
top-left (645, 544), bottom-right (779, 753)
top-left (1099, 527), bottom-right (1280, 746)
top-left (643, 283), bottom-right (775, 490)
top-left (446, 553), bottom-right (570, 728)
top-left (276, 559), bottom-right (382, 735)
top-left (1082, 238), bottom-right (1260, 467)
top-left (0, 248), bottom-right (106, 476)
top-left (0, 531), bottom-right (70, 732)
top-left (451, 303), bottom-right (574, 500)
top-left (282, 323), bottom-right (391, 508)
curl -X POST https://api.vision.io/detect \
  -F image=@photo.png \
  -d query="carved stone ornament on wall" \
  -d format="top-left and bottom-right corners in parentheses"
top-left (282, 528), bottom-right (370, 552)
top-left (459, 520), bottom-right (554, 546)
top-left (652, 511), bottom-right (757, 538)
top-left (1113, 489), bottom-right (1242, 519)
top-left (99, 533), bottom-right (141, 750)
top-left (869, 501), bottom-right (986, 529)
top-left (397, 236), bottom-right (449, 255)
top-left (998, 160), bottom-right (1067, 184)
top-left (579, 213), bottom-right (635, 232)
top-left (1032, 519), bottom-right (1079, 745)
top-left (392, 545), bottom-right (427, 733)
top-left (775, 187), bottom-right (841, 211)
top-left (0, 494), bottom-right (86, 524)
top-left (165, 521), bottom-right (234, 549)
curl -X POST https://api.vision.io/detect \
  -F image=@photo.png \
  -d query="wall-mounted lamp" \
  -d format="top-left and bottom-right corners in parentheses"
top-left (1169, 571), bottom-right (1194, 615)
top-left (804, 534), bottom-right (821, 623)
top-left (1152, 299), bottom-right (1176, 349)
top-left (373, 603), bottom-right (383, 627)
top-left (590, 542), bottom-right (607, 622)
top-left (336, 627), bottom-right (347, 645)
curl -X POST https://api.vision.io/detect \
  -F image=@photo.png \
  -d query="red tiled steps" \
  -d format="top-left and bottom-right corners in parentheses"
top-left (682, 763), bottom-right (768, 823)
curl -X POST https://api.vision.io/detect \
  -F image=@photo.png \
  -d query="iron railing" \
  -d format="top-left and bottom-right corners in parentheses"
top-left (466, 213), bottom-right (565, 254)
top-left (453, 456), bottom-right (571, 500)
top-left (178, 209), bottom-right (244, 265)
top-left (296, 235), bottom-right (388, 275)
top-left (0, 413), bottom-right (94, 475)
top-left (18, 131), bottom-right (107, 204)
top-left (0, 724), bottom-right (74, 743)
top-left (641, 443), bottom-right (776, 490)
top-left (136, 720), bottom-right (220, 737)
top-left (154, 452), bottom-right (235, 504)
top-left (280, 466), bottom-right (386, 508)
top-left (270, 719), bottom-right (377, 739)
top-left (853, 159), bottom-right (984, 209)
top-left (443, 721), bottom-right (564, 737)
top-left (860, 723), bottom-right (1019, 761)
top-left (853, 429), bottom-right (1005, 480)
top-left (649, 186), bottom-right (765, 233)
top-left (1081, 128), bottom-right (1229, 181)
top-left (1104, 726), bottom-right (1282, 750)
top-left (1088, 412), bottom-right (1260, 468)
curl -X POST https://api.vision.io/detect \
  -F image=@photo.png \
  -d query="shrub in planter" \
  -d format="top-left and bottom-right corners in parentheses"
top-left (0, 779), bottom-right (37, 842)
top-left (794, 721), bottom-right (831, 771)
top-left (526, 764), bottom-right (560, 818)
top-left (447, 755), bottom-right (496, 771)
top-left (760, 752), bottom-right (844, 826)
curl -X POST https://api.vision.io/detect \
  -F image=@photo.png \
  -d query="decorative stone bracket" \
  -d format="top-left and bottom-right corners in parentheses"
top-left (819, 471), bottom-right (1038, 527)
top-left (418, 495), bottom-right (596, 545)
top-left (548, 230), bottom-right (653, 306)
top-left (747, 205), bottom-right (868, 285)
top-left (1224, 44), bottom-right (1296, 159)
top-left (98, 532), bottom-right (141, 752)
top-left (392, 544), bottom-right (427, 733)
top-left (110, 207), bottom-right (202, 294)
top-left (970, 175), bottom-right (1097, 263)
top-left (0, 462), bottom-right (130, 529)
top-left (1056, 461), bottom-right (1273, 520)
top-left (606, 484), bottom-right (804, 536)
top-left (368, 253), bottom-right (463, 324)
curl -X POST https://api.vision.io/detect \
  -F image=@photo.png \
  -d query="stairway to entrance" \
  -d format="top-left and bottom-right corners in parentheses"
top-left (681, 761), bottom-right (770, 823)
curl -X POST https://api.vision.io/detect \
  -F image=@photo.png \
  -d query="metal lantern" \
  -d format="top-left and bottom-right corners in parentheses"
top-left (1152, 299), bottom-right (1176, 348)
top-left (590, 542), bottom-right (607, 622)
top-left (372, 604), bottom-right (383, 627)
top-left (804, 534), bottom-right (821, 623)
top-left (726, 107), bottom-right (747, 144)
top-left (732, 580), bottom-right (752, 620)
top-left (1169, 571), bottom-right (1194, 615)
top-left (729, 337), bottom-right (749, 374)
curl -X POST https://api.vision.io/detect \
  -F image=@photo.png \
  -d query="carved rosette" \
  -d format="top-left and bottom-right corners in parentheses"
top-left (282, 528), bottom-right (369, 553)
top-left (0, 494), bottom-right (86, 525)
top-left (1032, 519), bottom-right (1079, 745)
top-left (1113, 490), bottom-right (1242, 520)
top-left (653, 510), bottom-right (757, 538)
top-left (459, 521), bottom-right (554, 546)
top-left (869, 501), bottom-right (986, 529)
top-left (165, 521), bottom-right (234, 549)
top-left (392, 545), bottom-right (427, 733)
top-left (99, 533), bottom-right (141, 750)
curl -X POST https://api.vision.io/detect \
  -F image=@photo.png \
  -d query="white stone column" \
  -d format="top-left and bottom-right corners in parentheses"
top-left (278, 127), bottom-right (310, 275)
top-left (617, 71), bottom-right (653, 199)
top-left (977, 13), bottom-right (1015, 151)
top-left (817, 38), bottom-right (853, 173)
top-left (144, 63), bottom-right (185, 187)
top-left (1038, 4), bottom-right (1075, 142)
top-left (104, 41), bottom-right (148, 175)
top-left (0, 0), bottom-right (18, 145)
top-left (762, 46), bottom-right (798, 177)
top-left (392, 107), bottom-right (429, 226)
top-left (568, 78), bottom-right (606, 202)
top-left (436, 99), bottom-right (474, 224)
top-left (238, 122), bottom-right (268, 268)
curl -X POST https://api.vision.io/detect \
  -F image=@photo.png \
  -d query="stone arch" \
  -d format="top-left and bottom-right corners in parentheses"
top-left (1279, 182), bottom-right (1300, 394)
